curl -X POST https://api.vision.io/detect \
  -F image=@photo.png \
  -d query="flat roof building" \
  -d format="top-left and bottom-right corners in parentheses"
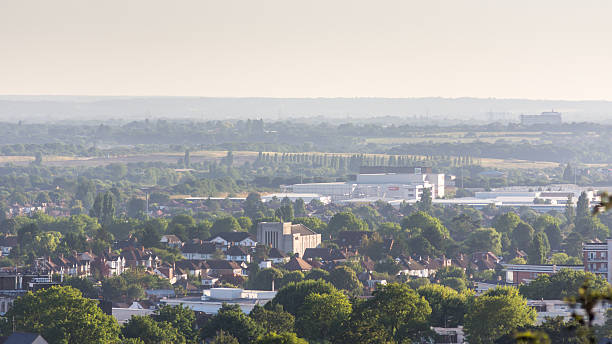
top-left (521, 111), bottom-right (562, 126)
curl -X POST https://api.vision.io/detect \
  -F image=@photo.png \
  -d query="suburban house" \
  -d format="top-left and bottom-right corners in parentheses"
top-left (208, 232), bottom-right (257, 247)
top-left (472, 252), bottom-right (501, 271)
top-left (204, 260), bottom-right (243, 276)
top-left (159, 235), bottom-right (183, 249)
top-left (100, 249), bottom-right (126, 276)
top-left (302, 248), bottom-right (347, 262)
top-left (225, 246), bottom-right (251, 263)
top-left (121, 246), bottom-right (160, 269)
top-left (181, 241), bottom-right (217, 260)
top-left (397, 256), bottom-right (429, 278)
top-left (174, 260), bottom-right (205, 277)
top-left (0, 236), bottom-right (18, 256)
top-left (284, 256), bottom-right (313, 272)
top-left (267, 248), bottom-right (289, 264)
top-left (37, 254), bottom-right (91, 278)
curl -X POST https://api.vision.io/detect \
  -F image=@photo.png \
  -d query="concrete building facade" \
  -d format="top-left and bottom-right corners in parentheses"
top-left (256, 222), bottom-right (321, 257)
top-left (583, 240), bottom-right (610, 282)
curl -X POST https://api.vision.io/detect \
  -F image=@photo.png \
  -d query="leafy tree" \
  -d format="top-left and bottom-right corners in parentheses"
top-left (434, 266), bottom-right (466, 280)
top-left (327, 265), bottom-right (363, 296)
top-left (209, 330), bottom-right (239, 344)
top-left (275, 204), bottom-right (294, 222)
top-left (2, 286), bottom-right (120, 344)
top-left (292, 217), bottom-right (326, 233)
top-left (562, 163), bottom-right (574, 182)
top-left (237, 217), bottom-right (253, 232)
top-left (464, 287), bottom-right (536, 344)
top-left (548, 252), bottom-right (582, 265)
top-left (576, 191), bottom-right (590, 219)
top-left (127, 197), bottom-right (147, 218)
top-left (254, 332), bottom-right (308, 344)
top-left (244, 193), bottom-right (264, 219)
top-left (417, 187), bottom-right (433, 213)
top-left (268, 279), bottom-right (336, 316)
top-left (293, 198), bottom-right (306, 217)
top-left (519, 269), bottom-right (608, 300)
top-left (305, 268), bottom-right (329, 281)
top-left (63, 276), bottom-right (98, 298)
top-left (464, 227), bottom-right (502, 255)
top-left (565, 195), bottom-right (575, 224)
top-left (449, 213), bottom-right (480, 241)
top-left (493, 212), bottom-right (521, 234)
top-left (509, 257), bottom-right (527, 264)
top-left (402, 211), bottom-right (450, 255)
top-left (575, 215), bottom-right (609, 241)
top-left (153, 305), bottom-right (197, 343)
top-left (327, 212), bottom-right (368, 235)
top-left (279, 271), bottom-right (304, 289)
top-left (248, 268), bottom-right (283, 291)
top-left (201, 304), bottom-right (263, 344)
top-left (295, 291), bottom-right (352, 341)
top-left (563, 231), bottom-right (584, 257)
top-left (210, 217), bottom-right (242, 236)
top-left (122, 315), bottom-right (185, 344)
top-left (528, 232), bottom-right (550, 264)
top-left (184, 149), bottom-right (191, 168)
top-left (345, 283), bottom-right (432, 343)
top-left (544, 222), bottom-right (563, 251)
top-left (90, 192), bottom-right (115, 226)
top-left (249, 304), bottom-right (295, 334)
top-left (417, 284), bottom-right (472, 327)
top-left (512, 222), bottom-right (535, 250)
top-left (441, 277), bottom-right (468, 292)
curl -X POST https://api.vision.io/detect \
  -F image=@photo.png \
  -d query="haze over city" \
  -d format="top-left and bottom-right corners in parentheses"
top-left (3, 2), bottom-right (612, 344)
top-left (2, 0), bottom-right (612, 101)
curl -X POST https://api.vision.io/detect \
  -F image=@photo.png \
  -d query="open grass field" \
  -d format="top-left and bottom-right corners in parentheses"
top-left (0, 150), bottom-right (562, 170)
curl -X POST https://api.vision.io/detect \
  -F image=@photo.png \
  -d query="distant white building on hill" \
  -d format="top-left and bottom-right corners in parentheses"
top-left (520, 111), bottom-right (562, 126)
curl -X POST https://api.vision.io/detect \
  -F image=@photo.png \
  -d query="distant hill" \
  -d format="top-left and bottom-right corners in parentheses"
top-left (0, 96), bottom-right (611, 123)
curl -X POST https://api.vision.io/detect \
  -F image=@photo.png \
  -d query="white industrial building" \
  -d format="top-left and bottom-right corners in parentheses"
top-left (520, 111), bottom-right (562, 126)
top-left (282, 166), bottom-right (444, 202)
top-left (161, 288), bottom-right (276, 314)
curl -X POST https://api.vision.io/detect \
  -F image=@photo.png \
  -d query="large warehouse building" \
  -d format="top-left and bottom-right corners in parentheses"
top-left (282, 166), bottom-right (444, 201)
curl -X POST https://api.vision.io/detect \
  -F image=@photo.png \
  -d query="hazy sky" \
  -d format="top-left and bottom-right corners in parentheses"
top-left (2, 0), bottom-right (612, 99)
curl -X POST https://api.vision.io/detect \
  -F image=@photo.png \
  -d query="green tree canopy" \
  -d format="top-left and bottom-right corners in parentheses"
top-left (153, 304), bottom-right (197, 343)
top-left (327, 265), bottom-right (363, 296)
top-left (527, 231), bottom-right (550, 264)
top-left (345, 283), bottom-right (432, 343)
top-left (254, 332), bottom-right (308, 344)
top-left (249, 304), bottom-right (295, 334)
top-left (122, 315), bottom-right (185, 344)
top-left (417, 284), bottom-right (472, 327)
top-left (268, 279), bottom-right (336, 316)
top-left (464, 286), bottom-right (536, 344)
top-left (211, 217), bottom-right (243, 236)
top-left (519, 269), bottom-right (608, 300)
top-left (493, 212), bottom-right (521, 234)
top-left (464, 227), bottom-right (502, 255)
top-left (201, 304), bottom-right (263, 344)
top-left (295, 291), bottom-right (352, 341)
top-left (326, 212), bottom-right (368, 235)
top-left (3, 286), bottom-right (120, 344)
